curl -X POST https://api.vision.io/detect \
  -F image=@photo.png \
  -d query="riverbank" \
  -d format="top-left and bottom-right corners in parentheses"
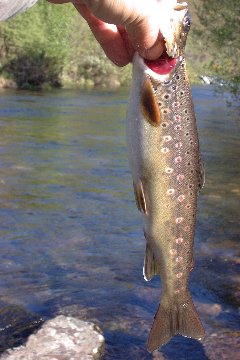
top-left (0, 1), bottom-right (226, 92)
top-left (0, 63), bottom-right (204, 91)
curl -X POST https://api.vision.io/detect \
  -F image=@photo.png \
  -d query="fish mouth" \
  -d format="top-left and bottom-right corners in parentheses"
top-left (144, 51), bottom-right (177, 75)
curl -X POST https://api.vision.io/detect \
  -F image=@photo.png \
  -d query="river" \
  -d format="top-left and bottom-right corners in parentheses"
top-left (0, 86), bottom-right (239, 359)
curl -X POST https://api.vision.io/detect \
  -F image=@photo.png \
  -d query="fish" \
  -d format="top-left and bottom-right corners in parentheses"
top-left (126, 0), bottom-right (205, 352)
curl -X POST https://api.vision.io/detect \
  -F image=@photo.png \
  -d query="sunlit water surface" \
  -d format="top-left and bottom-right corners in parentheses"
top-left (0, 87), bottom-right (239, 359)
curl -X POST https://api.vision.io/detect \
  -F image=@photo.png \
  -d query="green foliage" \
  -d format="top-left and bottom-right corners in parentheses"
top-left (63, 17), bottom-right (131, 88)
top-left (0, 0), bottom-right (75, 88)
top-left (0, 0), bottom-right (131, 89)
top-left (192, 0), bottom-right (240, 97)
top-left (3, 50), bottom-right (62, 89)
top-left (0, 0), bottom-right (238, 93)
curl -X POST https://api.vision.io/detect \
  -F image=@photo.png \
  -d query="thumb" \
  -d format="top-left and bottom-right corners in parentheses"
top-left (125, 12), bottom-right (164, 60)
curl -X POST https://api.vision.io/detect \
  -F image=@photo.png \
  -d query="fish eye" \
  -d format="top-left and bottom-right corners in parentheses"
top-left (183, 13), bottom-right (191, 31)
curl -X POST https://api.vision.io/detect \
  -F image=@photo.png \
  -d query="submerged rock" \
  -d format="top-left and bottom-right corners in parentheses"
top-left (1, 315), bottom-right (104, 360)
top-left (0, 305), bottom-right (43, 352)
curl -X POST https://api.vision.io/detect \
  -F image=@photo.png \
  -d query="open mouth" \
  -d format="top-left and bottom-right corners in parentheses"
top-left (144, 51), bottom-right (177, 75)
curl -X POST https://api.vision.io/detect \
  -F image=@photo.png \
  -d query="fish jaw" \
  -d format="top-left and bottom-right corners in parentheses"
top-left (156, 0), bottom-right (190, 58)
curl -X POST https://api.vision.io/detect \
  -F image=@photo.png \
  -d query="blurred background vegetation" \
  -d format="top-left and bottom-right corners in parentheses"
top-left (0, 0), bottom-right (239, 94)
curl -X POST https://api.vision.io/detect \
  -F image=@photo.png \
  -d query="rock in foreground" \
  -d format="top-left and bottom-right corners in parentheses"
top-left (1, 315), bottom-right (104, 360)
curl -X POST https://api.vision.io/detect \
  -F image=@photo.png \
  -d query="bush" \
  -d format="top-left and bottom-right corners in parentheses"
top-left (0, 0), bottom-right (74, 89)
top-left (3, 49), bottom-right (62, 89)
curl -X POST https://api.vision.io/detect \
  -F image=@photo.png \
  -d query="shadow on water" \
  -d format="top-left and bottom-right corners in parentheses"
top-left (160, 337), bottom-right (209, 360)
top-left (102, 333), bottom-right (209, 360)
top-left (0, 86), bottom-right (239, 358)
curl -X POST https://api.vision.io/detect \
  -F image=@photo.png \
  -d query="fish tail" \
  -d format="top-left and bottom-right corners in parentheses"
top-left (147, 291), bottom-right (205, 352)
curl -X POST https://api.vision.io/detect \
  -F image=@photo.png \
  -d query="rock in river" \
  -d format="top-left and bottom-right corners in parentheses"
top-left (1, 315), bottom-right (104, 360)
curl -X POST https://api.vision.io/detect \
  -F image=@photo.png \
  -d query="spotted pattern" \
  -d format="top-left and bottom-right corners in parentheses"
top-left (176, 217), bottom-right (183, 224)
top-left (163, 135), bottom-right (172, 142)
top-left (170, 249), bottom-right (177, 256)
top-left (178, 195), bottom-right (185, 202)
top-left (177, 174), bottom-right (185, 182)
top-left (174, 156), bottom-right (182, 163)
top-left (176, 237), bottom-right (183, 244)
top-left (161, 147), bottom-right (169, 154)
top-left (153, 58), bottom-right (202, 294)
top-left (144, 58), bottom-right (201, 296)
top-left (165, 167), bottom-right (174, 174)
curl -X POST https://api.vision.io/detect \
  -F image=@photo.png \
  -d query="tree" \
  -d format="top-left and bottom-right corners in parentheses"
top-left (0, 0), bottom-right (75, 88)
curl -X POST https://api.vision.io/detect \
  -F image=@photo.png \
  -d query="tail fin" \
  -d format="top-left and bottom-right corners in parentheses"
top-left (147, 292), bottom-right (205, 352)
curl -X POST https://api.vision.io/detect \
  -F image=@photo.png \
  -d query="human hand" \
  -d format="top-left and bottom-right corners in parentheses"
top-left (47, 0), bottom-right (164, 66)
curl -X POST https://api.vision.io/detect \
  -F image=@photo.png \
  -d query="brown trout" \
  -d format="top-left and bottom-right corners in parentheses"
top-left (127, 0), bottom-right (205, 352)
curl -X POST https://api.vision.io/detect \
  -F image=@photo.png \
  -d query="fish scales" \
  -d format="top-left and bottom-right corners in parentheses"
top-left (126, 0), bottom-right (205, 352)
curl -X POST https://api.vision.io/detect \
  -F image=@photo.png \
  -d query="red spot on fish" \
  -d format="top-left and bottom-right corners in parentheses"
top-left (174, 125), bottom-right (182, 131)
top-left (176, 217), bottom-right (184, 224)
top-left (175, 115), bottom-right (181, 121)
top-left (175, 156), bottom-right (182, 163)
top-left (177, 174), bottom-right (185, 182)
top-left (144, 51), bottom-right (177, 75)
top-left (176, 237), bottom-right (183, 244)
top-left (178, 195), bottom-right (185, 202)
top-left (176, 256), bottom-right (183, 263)
top-left (176, 272), bottom-right (183, 278)
top-left (175, 142), bottom-right (182, 149)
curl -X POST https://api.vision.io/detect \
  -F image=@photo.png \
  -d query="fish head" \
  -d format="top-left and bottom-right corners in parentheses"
top-left (176, 10), bottom-right (191, 54)
top-left (161, 1), bottom-right (190, 58)
top-left (133, 1), bottom-right (190, 83)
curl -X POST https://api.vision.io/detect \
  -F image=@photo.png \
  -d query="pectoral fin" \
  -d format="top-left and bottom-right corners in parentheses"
top-left (141, 78), bottom-right (161, 127)
top-left (133, 180), bottom-right (147, 214)
top-left (143, 244), bottom-right (159, 281)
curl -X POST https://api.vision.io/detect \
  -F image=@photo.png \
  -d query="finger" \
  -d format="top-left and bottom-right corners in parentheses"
top-left (73, 3), bottom-right (132, 66)
top-left (77, 0), bottom-right (164, 60)
top-left (126, 20), bottom-right (164, 60)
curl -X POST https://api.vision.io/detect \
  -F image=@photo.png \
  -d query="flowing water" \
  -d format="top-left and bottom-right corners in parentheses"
top-left (0, 86), bottom-right (239, 359)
